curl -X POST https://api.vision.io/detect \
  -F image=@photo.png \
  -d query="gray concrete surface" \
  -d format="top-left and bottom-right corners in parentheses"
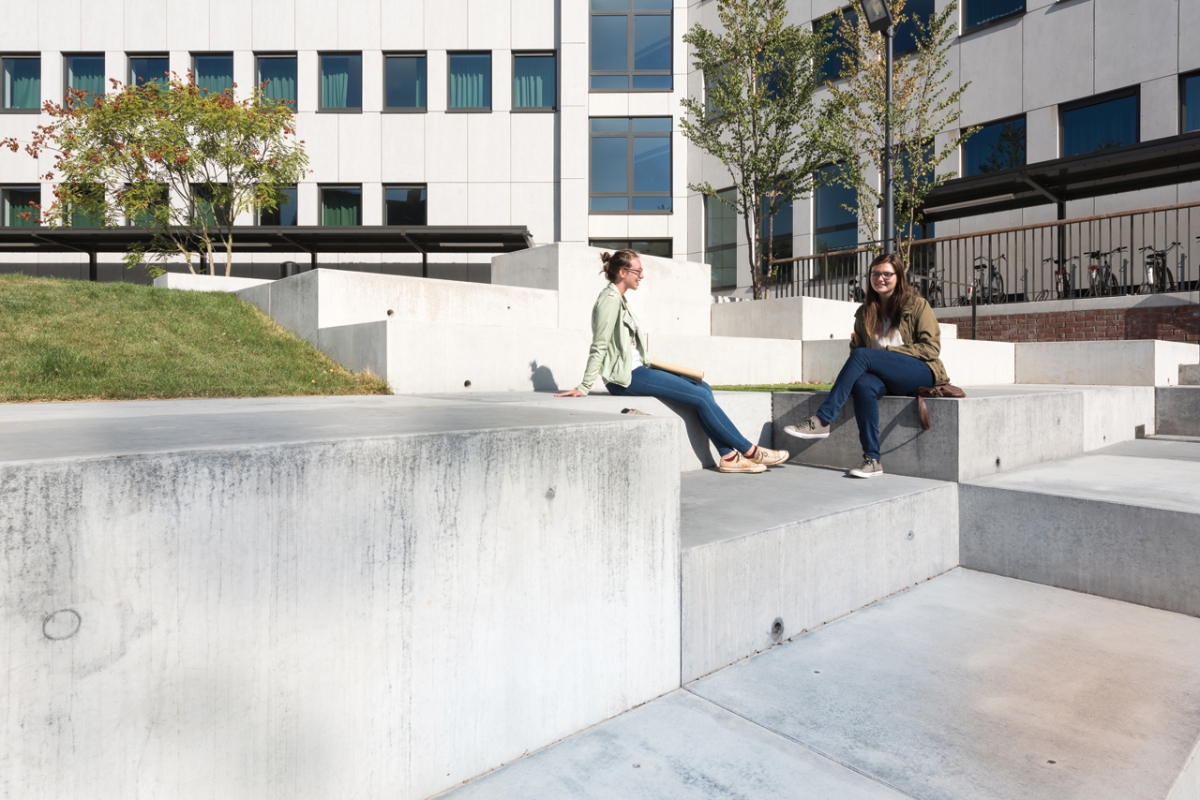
top-left (961, 445), bottom-right (1200, 615)
top-left (1015, 340), bottom-right (1200, 386)
top-left (1183, 363), bottom-right (1200, 385)
top-left (1157, 386), bottom-right (1200, 436)
top-left (0, 398), bottom-right (682, 800)
top-left (681, 465), bottom-right (958, 681)
top-left (690, 569), bottom-right (1200, 800)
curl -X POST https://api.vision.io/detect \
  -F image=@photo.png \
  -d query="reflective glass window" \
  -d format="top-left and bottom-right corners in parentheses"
top-left (894, 0), bottom-right (935, 56)
top-left (385, 55), bottom-right (427, 110)
top-left (320, 53), bottom-right (363, 110)
top-left (590, 117), bottom-right (672, 213)
top-left (1184, 73), bottom-right (1200, 134)
top-left (1062, 91), bottom-right (1137, 157)
top-left (964, 116), bottom-right (1026, 175)
top-left (818, 9), bottom-right (856, 83)
top-left (65, 55), bottom-right (105, 105)
top-left (589, 238), bottom-right (672, 258)
top-left (964, 0), bottom-right (1024, 31)
top-left (814, 164), bottom-right (858, 277)
top-left (513, 54), bottom-right (555, 110)
top-left (129, 55), bottom-right (169, 87)
top-left (385, 185), bottom-right (428, 226)
top-left (448, 53), bottom-right (491, 110)
top-left (590, 0), bottom-right (672, 91)
top-left (259, 186), bottom-right (297, 226)
top-left (2, 57), bottom-right (40, 110)
top-left (194, 54), bottom-right (233, 95)
top-left (257, 56), bottom-right (298, 105)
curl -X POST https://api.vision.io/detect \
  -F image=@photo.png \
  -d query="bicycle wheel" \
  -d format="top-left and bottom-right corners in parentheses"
top-left (928, 285), bottom-right (945, 308)
top-left (1156, 267), bottom-right (1176, 293)
top-left (1103, 274), bottom-right (1118, 296)
top-left (989, 273), bottom-right (1006, 304)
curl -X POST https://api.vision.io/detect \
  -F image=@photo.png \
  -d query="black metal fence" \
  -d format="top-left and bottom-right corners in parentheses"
top-left (770, 201), bottom-right (1200, 306)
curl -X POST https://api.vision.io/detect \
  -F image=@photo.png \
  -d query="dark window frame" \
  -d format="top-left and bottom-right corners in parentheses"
top-left (512, 51), bottom-right (557, 113)
top-left (382, 184), bottom-right (429, 226)
top-left (588, 117), bottom-right (673, 215)
top-left (446, 51), bottom-right (493, 113)
top-left (382, 52), bottom-right (428, 113)
top-left (1060, 86), bottom-right (1140, 159)
top-left (318, 51), bottom-right (364, 113)
top-left (1181, 69), bottom-right (1200, 135)
top-left (1, 54), bottom-right (41, 113)
top-left (962, 0), bottom-right (1025, 36)
top-left (319, 184), bottom-right (364, 226)
top-left (63, 52), bottom-right (106, 105)
top-left (589, 0), bottom-right (673, 93)
top-left (127, 53), bottom-right (170, 88)
top-left (1, 185), bottom-right (42, 227)
top-left (588, 238), bottom-right (673, 258)
top-left (962, 113), bottom-right (1027, 175)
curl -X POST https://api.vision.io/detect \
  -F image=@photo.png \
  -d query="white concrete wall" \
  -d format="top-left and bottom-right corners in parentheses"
top-left (801, 338), bottom-right (1015, 386)
top-left (710, 295), bottom-right (858, 341)
top-left (153, 273), bottom-right (272, 292)
top-left (1016, 341), bottom-right (1200, 386)
top-left (652, 334), bottom-right (804, 387)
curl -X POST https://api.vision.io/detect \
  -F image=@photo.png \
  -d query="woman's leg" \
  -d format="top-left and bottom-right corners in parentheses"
top-left (609, 367), bottom-right (753, 455)
top-left (817, 348), bottom-right (934, 424)
top-left (850, 373), bottom-right (887, 461)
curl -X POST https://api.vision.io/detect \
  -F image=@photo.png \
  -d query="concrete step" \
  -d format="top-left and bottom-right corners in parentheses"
top-left (774, 384), bottom-right (1156, 482)
top-left (442, 570), bottom-right (1200, 800)
top-left (1016, 340), bottom-right (1200, 386)
top-left (680, 464), bottom-right (957, 682)
top-left (960, 437), bottom-right (1200, 616)
top-left (1158, 386), bottom-right (1200, 436)
top-left (801, 337), bottom-right (1014, 386)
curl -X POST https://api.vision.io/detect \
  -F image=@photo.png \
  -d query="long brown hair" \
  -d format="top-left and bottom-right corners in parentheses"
top-left (600, 249), bottom-right (639, 283)
top-left (862, 253), bottom-right (912, 338)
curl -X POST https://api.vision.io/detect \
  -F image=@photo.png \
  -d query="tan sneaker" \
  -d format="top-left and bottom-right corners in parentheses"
top-left (848, 457), bottom-right (884, 478)
top-left (718, 452), bottom-right (767, 474)
top-left (784, 415), bottom-right (831, 439)
top-left (747, 446), bottom-right (790, 467)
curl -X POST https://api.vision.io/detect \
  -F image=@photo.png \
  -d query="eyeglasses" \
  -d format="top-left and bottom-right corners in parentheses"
top-left (870, 271), bottom-right (896, 281)
top-left (623, 268), bottom-right (644, 277)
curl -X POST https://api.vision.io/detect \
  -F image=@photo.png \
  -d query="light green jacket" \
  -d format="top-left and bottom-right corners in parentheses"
top-left (575, 283), bottom-right (651, 395)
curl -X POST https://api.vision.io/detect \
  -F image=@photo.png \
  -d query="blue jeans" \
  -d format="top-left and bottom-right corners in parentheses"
top-left (607, 366), bottom-right (753, 456)
top-left (817, 348), bottom-right (934, 462)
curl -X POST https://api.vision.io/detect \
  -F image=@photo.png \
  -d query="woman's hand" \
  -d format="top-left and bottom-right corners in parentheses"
top-left (554, 389), bottom-right (585, 398)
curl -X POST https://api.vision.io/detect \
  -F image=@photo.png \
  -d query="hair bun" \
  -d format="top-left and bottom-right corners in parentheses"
top-left (601, 252), bottom-right (612, 263)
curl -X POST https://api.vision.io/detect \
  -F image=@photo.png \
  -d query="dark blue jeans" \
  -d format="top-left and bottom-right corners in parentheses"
top-left (817, 348), bottom-right (934, 461)
top-left (607, 366), bottom-right (753, 456)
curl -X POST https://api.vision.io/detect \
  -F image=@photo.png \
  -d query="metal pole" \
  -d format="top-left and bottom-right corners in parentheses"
top-left (88, 250), bottom-right (97, 282)
top-left (971, 281), bottom-right (978, 340)
top-left (883, 26), bottom-right (895, 255)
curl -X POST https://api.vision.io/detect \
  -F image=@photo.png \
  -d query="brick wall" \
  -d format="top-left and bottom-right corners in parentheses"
top-left (947, 304), bottom-right (1200, 344)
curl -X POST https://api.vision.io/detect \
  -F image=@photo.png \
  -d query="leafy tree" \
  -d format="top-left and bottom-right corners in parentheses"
top-left (825, 0), bottom-right (972, 263)
top-left (2, 75), bottom-right (308, 277)
top-left (681, 0), bottom-right (844, 300)
top-left (978, 120), bottom-right (1025, 173)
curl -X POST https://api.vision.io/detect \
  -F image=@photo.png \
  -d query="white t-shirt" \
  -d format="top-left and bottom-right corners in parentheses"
top-left (870, 320), bottom-right (904, 350)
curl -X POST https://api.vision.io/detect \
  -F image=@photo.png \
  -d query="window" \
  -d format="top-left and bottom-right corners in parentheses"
top-left (761, 194), bottom-right (793, 281)
top-left (69, 184), bottom-right (105, 227)
top-left (705, 188), bottom-right (737, 290)
top-left (589, 117), bottom-right (672, 213)
top-left (259, 186), bottom-right (297, 226)
top-left (194, 54), bottom-right (233, 95)
top-left (1062, 89), bottom-right (1138, 158)
top-left (1184, 72), bottom-right (1200, 134)
top-left (2, 187), bottom-right (40, 226)
top-left (590, 0), bottom-right (671, 91)
top-left (894, 0), bottom-right (935, 56)
top-left (2, 57), bottom-right (40, 110)
top-left (818, 9), bottom-right (857, 83)
top-left (321, 185), bottom-right (362, 226)
top-left (384, 185), bottom-right (427, 226)
top-left (813, 164), bottom-right (858, 277)
top-left (589, 239), bottom-right (672, 258)
top-left (385, 54), bottom-right (426, 111)
top-left (192, 184), bottom-right (233, 227)
top-left (513, 53), bottom-right (556, 110)
top-left (964, 115), bottom-right (1026, 176)
top-left (448, 53), bottom-right (491, 110)
top-left (964, 0), bottom-right (1024, 32)
top-left (65, 54), bottom-right (105, 105)
top-left (257, 55), bottom-right (297, 105)
top-left (129, 55), bottom-right (169, 87)
top-left (320, 53), bottom-right (362, 111)
top-left (125, 184), bottom-right (167, 226)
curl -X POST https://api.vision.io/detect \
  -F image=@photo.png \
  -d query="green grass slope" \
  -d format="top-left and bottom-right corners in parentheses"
top-left (0, 274), bottom-right (390, 402)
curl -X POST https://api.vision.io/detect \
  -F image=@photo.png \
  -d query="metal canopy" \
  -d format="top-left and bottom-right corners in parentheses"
top-left (920, 131), bottom-right (1200, 222)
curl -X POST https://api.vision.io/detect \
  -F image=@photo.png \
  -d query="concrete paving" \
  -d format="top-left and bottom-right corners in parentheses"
top-left (444, 569), bottom-right (1200, 800)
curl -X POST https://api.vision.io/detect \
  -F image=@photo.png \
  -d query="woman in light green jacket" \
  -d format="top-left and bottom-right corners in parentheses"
top-left (556, 249), bottom-right (788, 474)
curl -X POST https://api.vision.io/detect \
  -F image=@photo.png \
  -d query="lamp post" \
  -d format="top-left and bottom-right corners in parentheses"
top-left (858, 0), bottom-right (895, 255)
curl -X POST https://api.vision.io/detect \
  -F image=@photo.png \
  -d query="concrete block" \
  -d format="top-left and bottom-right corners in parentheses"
top-left (0, 398), bottom-right (681, 800)
top-left (651, 334), bottom-right (803, 387)
top-left (1015, 340), bottom-right (1200, 386)
top-left (961, 444), bottom-right (1200, 616)
top-left (235, 283), bottom-right (271, 316)
top-left (152, 273), bottom-right (272, 292)
top-left (802, 339), bottom-right (851, 384)
top-left (1157, 387), bottom-right (1200, 437)
top-left (802, 339), bottom-right (1012, 387)
top-left (709, 295), bottom-right (857, 341)
top-left (681, 467), bottom-right (958, 683)
top-left (1182, 364), bottom-right (1200, 386)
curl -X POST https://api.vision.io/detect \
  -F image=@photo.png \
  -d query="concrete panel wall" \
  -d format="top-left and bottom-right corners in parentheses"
top-left (1016, 341), bottom-right (1200, 386)
top-left (1183, 364), bottom-right (1200, 386)
top-left (0, 421), bottom-right (681, 800)
top-left (1157, 387), bottom-right (1200, 437)
top-left (153, 274), bottom-right (273, 292)
top-left (651, 334), bottom-right (803, 387)
top-left (1078, 386), bottom-right (1157, 448)
top-left (709, 296), bottom-right (858, 341)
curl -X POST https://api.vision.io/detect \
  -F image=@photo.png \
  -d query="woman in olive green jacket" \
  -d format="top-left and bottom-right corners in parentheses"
top-left (785, 253), bottom-right (949, 478)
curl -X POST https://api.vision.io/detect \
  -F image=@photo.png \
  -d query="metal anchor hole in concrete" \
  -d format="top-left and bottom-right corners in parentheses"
top-left (386, 309), bottom-right (394, 316)
top-left (43, 609), bottom-right (81, 640)
top-left (995, 457), bottom-right (1002, 467)
top-left (545, 486), bottom-right (556, 500)
top-left (770, 618), bottom-right (785, 642)
top-left (907, 530), bottom-right (915, 540)
top-left (464, 380), bottom-right (472, 387)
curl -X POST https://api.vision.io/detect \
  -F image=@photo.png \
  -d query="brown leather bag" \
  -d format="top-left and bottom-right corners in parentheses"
top-left (915, 385), bottom-right (966, 431)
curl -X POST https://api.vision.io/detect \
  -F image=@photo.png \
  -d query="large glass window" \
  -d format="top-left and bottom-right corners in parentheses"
top-left (194, 54), bottom-right (233, 95)
top-left (589, 239), bottom-right (672, 258)
top-left (129, 55), bottom-right (169, 87)
top-left (2, 57), bottom-right (40, 110)
top-left (1062, 90), bottom-right (1138, 158)
top-left (964, 0), bottom-right (1024, 31)
top-left (590, 0), bottom-right (671, 91)
top-left (1184, 72), bottom-right (1200, 134)
top-left (894, 0), bottom-right (935, 56)
top-left (65, 55), bottom-right (105, 105)
top-left (448, 53), bottom-right (491, 110)
top-left (192, 184), bottom-right (233, 227)
top-left (384, 185), bottom-right (427, 226)
top-left (259, 186), bottom-right (297, 226)
top-left (2, 187), bottom-right (40, 226)
top-left (385, 54), bottom-right (426, 111)
top-left (320, 53), bottom-right (362, 111)
top-left (321, 185), bottom-right (361, 226)
top-left (257, 55), bottom-right (297, 105)
top-left (69, 184), bottom-right (105, 227)
top-left (761, 194), bottom-right (793, 277)
top-left (706, 188), bottom-right (737, 290)
top-left (513, 53), bottom-right (556, 110)
top-left (814, 164), bottom-right (858, 277)
top-left (589, 117), bottom-right (672, 213)
top-left (125, 184), bottom-right (167, 227)
top-left (818, 9), bottom-right (857, 83)
top-left (964, 115), bottom-right (1026, 176)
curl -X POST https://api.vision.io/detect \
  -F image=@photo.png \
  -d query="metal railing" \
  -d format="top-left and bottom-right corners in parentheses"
top-left (769, 200), bottom-right (1200, 307)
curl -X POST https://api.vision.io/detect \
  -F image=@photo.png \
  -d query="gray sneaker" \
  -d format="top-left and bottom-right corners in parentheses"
top-left (784, 415), bottom-right (830, 439)
top-left (848, 458), bottom-right (884, 478)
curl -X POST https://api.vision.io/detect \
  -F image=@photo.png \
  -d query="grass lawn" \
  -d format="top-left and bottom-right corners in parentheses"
top-left (711, 382), bottom-right (832, 392)
top-left (0, 274), bottom-right (390, 402)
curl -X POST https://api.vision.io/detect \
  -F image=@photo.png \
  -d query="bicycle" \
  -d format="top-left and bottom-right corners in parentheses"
top-left (1084, 246), bottom-right (1125, 297)
top-left (963, 254), bottom-right (1006, 305)
top-left (910, 266), bottom-right (947, 308)
top-left (1042, 255), bottom-right (1077, 300)
top-left (847, 276), bottom-right (864, 303)
top-left (1137, 241), bottom-right (1180, 294)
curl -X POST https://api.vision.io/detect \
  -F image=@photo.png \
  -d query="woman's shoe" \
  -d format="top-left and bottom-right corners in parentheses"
top-left (718, 452), bottom-right (767, 473)
top-left (848, 458), bottom-right (884, 478)
top-left (784, 416), bottom-right (830, 439)
top-left (747, 446), bottom-right (790, 467)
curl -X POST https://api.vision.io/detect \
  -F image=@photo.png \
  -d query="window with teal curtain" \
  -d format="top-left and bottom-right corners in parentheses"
top-left (129, 56), bottom-right (169, 87)
top-left (321, 186), bottom-right (362, 226)
top-left (125, 184), bottom-right (168, 227)
top-left (385, 55), bottom-right (426, 110)
top-left (2, 58), bottom-right (41, 110)
top-left (320, 54), bottom-right (362, 110)
top-left (194, 54), bottom-right (233, 95)
top-left (449, 53), bottom-right (491, 110)
top-left (70, 184), bottom-right (105, 227)
top-left (513, 54), bottom-right (555, 110)
top-left (2, 188), bottom-right (40, 226)
top-left (66, 55), bottom-right (105, 105)
top-left (192, 184), bottom-right (233, 227)
top-left (257, 56), bottom-right (297, 105)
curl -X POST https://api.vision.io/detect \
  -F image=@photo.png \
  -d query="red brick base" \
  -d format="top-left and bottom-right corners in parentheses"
top-left (947, 304), bottom-right (1200, 344)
